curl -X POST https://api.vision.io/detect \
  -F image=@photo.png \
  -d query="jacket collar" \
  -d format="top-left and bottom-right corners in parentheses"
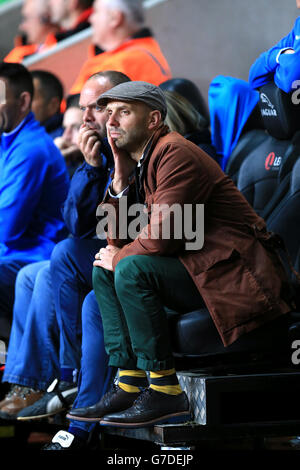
top-left (134, 125), bottom-right (170, 202)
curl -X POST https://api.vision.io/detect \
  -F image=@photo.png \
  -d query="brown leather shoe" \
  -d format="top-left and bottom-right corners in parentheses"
top-left (0, 386), bottom-right (44, 420)
top-left (0, 385), bottom-right (23, 410)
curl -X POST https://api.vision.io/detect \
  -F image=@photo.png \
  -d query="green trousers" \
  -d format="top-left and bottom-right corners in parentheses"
top-left (92, 255), bottom-right (204, 371)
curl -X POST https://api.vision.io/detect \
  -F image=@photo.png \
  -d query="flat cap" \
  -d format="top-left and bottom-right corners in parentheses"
top-left (97, 81), bottom-right (167, 119)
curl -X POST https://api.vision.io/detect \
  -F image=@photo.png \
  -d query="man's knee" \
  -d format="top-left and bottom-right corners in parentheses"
top-left (15, 261), bottom-right (48, 292)
top-left (92, 265), bottom-right (110, 287)
top-left (114, 256), bottom-right (147, 294)
top-left (34, 264), bottom-right (52, 290)
top-left (50, 238), bottom-right (77, 268)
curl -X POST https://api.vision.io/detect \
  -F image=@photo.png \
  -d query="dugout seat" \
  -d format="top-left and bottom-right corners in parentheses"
top-left (169, 83), bottom-right (300, 370)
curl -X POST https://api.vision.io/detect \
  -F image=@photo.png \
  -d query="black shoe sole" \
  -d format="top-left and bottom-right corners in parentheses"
top-left (99, 411), bottom-right (192, 428)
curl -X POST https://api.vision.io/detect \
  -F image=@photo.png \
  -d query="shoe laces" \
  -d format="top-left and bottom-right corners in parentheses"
top-left (5, 385), bottom-right (22, 398)
top-left (4, 385), bottom-right (37, 400)
top-left (132, 387), bottom-right (153, 406)
top-left (19, 387), bottom-right (39, 399)
top-left (102, 384), bottom-right (120, 405)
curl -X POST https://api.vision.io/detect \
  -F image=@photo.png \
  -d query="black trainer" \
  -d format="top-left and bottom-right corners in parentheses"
top-left (17, 379), bottom-right (78, 420)
top-left (100, 387), bottom-right (191, 428)
top-left (66, 384), bottom-right (141, 422)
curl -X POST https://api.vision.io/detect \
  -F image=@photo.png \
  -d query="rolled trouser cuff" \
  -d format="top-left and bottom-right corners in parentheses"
top-left (108, 355), bottom-right (137, 370)
top-left (136, 356), bottom-right (174, 372)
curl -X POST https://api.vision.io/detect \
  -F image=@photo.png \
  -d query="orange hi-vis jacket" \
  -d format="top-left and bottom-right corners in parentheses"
top-left (4, 34), bottom-right (58, 64)
top-left (69, 35), bottom-right (172, 95)
top-left (4, 7), bottom-right (93, 64)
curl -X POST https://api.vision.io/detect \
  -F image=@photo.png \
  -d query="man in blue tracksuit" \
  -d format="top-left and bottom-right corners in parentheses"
top-left (0, 62), bottom-right (69, 340)
top-left (0, 71), bottom-right (131, 450)
top-left (249, 2), bottom-right (300, 93)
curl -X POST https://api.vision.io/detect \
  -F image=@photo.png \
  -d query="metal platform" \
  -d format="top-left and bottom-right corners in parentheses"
top-left (101, 369), bottom-right (300, 447)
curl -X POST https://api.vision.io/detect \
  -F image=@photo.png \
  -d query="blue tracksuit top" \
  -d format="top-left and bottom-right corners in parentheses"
top-left (62, 138), bottom-right (114, 238)
top-left (208, 75), bottom-right (259, 171)
top-left (0, 112), bottom-right (70, 261)
top-left (249, 17), bottom-right (300, 93)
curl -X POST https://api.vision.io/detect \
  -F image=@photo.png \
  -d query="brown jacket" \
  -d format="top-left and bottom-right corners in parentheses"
top-left (100, 126), bottom-right (292, 347)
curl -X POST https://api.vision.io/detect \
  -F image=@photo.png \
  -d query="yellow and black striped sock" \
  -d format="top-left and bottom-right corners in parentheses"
top-left (117, 369), bottom-right (148, 393)
top-left (149, 368), bottom-right (182, 395)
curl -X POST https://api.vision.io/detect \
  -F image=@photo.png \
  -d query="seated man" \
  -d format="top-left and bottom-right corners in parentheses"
top-left (4, 0), bottom-right (60, 63)
top-left (48, 0), bottom-right (94, 42)
top-left (69, 0), bottom-right (171, 96)
top-left (4, 0), bottom-right (94, 64)
top-left (68, 81), bottom-right (293, 427)
top-left (54, 103), bottom-right (84, 176)
top-left (31, 70), bottom-right (64, 140)
top-left (0, 72), bottom-right (130, 441)
top-left (0, 62), bottom-right (69, 341)
top-left (249, 0), bottom-right (300, 93)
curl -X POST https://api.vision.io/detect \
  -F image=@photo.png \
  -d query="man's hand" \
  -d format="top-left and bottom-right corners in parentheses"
top-left (93, 245), bottom-right (121, 271)
top-left (107, 126), bottom-right (136, 194)
top-left (54, 137), bottom-right (84, 165)
top-left (78, 124), bottom-right (103, 167)
top-left (282, 48), bottom-right (295, 55)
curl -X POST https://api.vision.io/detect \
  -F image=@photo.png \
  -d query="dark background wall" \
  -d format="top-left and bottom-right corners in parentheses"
top-left (0, 0), bottom-right (299, 102)
top-left (0, 0), bottom-right (22, 60)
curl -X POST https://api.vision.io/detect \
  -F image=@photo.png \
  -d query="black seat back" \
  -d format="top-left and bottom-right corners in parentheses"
top-left (265, 157), bottom-right (300, 264)
top-left (237, 136), bottom-right (291, 216)
top-left (235, 84), bottom-right (300, 215)
top-left (225, 129), bottom-right (267, 184)
top-left (258, 82), bottom-right (300, 140)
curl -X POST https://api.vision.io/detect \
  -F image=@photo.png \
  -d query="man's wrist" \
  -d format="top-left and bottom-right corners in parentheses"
top-left (276, 47), bottom-right (295, 63)
top-left (111, 178), bottom-right (129, 195)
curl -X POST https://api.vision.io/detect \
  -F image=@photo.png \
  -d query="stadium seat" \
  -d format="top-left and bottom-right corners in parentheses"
top-left (167, 83), bottom-right (300, 370)
top-left (235, 83), bottom-right (300, 216)
top-left (263, 156), bottom-right (300, 281)
top-left (226, 83), bottom-right (300, 197)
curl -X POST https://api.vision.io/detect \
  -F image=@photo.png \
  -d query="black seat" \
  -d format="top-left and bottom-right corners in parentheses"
top-left (264, 157), bottom-right (300, 266)
top-left (168, 308), bottom-right (300, 371)
top-left (235, 83), bottom-right (300, 216)
top-left (168, 308), bottom-right (290, 357)
top-left (226, 82), bottom-right (300, 193)
top-left (167, 85), bottom-right (300, 369)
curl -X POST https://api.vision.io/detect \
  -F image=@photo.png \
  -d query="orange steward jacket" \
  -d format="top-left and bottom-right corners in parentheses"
top-left (69, 33), bottom-right (172, 95)
top-left (4, 34), bottom-right (58, 63)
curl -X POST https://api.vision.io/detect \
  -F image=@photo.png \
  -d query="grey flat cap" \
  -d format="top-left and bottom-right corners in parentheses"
top-left (97, 81), bottom-right (167, 119)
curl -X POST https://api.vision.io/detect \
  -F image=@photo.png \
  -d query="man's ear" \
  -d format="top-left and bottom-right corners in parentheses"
top-left (148, 110), bottom-right (162, 130)
top-left (48, 96), bottom-right (61, 115)
top-left (70, 0), bottom-right (79, 12)
top-left (19, 91), bottom-right (32, 114)
top-left (110, 9), bottom-right (124, 29)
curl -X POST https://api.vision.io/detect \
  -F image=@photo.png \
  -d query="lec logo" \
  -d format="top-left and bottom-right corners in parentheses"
top-left (265, 152), bottom-right (282, 171)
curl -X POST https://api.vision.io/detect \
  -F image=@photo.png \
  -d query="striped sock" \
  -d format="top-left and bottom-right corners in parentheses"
top-left (118, 369), bottom-right (148, 393)
top-left (149, 368), bottom-right (182, 395)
